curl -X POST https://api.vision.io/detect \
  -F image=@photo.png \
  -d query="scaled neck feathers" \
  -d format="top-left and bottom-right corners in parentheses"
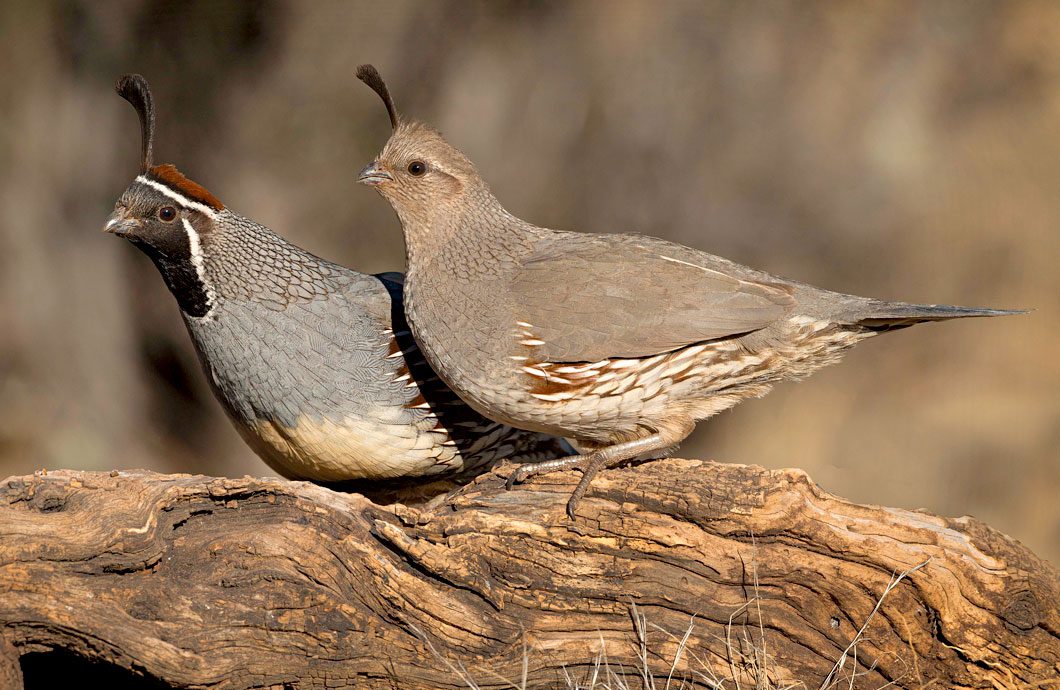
top-left (403, 184), bottom-right (535, 284)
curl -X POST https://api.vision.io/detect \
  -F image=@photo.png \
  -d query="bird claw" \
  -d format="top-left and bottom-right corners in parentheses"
top-left (504, 466), bottom-right (530, 490)
top-left (509, 468), bottom-right (584, 519)
top-left (565, 494), bottom-right (581, 520)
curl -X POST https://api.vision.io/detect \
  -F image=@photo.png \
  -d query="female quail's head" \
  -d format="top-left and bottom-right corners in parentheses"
top-left (354, 65), bottom-right (482, 229)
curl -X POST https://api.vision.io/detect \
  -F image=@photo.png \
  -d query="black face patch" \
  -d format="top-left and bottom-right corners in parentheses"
top-left (126, 222), bottom-right (212, 318)
top-left (116, 182), bottom-right (214, 318)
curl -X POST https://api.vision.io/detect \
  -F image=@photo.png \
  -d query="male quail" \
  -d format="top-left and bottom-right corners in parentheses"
top-left (105, 74), bottom-right (568, 484)
top-left (355, 65), bottom-right (1022, 517)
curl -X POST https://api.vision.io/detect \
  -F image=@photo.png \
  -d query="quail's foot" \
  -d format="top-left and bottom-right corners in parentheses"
top-left (505, 453), bottom-right (601, 519)
top-left (504, 454), bottom-right (590, 490)
top-left (507, 428), bottom-right (689, 518)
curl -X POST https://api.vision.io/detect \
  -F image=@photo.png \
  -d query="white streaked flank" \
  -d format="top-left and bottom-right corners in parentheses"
top-left (657, 255), bottom-right (738, 283)
top-left (531, 391), bottom-right (577, 402)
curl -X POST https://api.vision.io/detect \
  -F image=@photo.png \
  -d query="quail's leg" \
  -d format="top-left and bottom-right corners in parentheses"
top-left (564, 434), bottom-right (677, 519)
top-left (507, 421), bottom-right (694, 518)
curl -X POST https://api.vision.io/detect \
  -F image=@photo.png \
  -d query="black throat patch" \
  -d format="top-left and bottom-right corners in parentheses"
top-left (128, 228), bottom-right (212, 318)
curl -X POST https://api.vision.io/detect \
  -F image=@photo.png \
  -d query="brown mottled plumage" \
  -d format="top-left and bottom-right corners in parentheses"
top-left (355, 65), bottom-right (1023, 518)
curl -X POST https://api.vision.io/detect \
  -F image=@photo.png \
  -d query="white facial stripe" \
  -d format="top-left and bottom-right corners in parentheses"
top-left (136, 175), bottom-right (219, 219)
top-left (182, 217), bottom-right (204, 267)
top-left (182, 217), bottom-right (216, 319)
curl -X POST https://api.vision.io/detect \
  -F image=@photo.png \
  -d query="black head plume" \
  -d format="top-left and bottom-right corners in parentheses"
top-left (357, 64), bottom-right (399, 130)
top-left (115, 74), bottom-right (155, 173)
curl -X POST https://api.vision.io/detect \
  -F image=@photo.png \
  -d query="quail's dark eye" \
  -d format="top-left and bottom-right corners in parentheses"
top-left (158, 206), bottom-right (177, 222)
top-left (407, 160), bottom-right (427, 177)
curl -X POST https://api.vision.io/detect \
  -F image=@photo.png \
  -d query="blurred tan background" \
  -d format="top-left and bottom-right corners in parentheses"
top-left (0, 1), bottom-right (1056, 561)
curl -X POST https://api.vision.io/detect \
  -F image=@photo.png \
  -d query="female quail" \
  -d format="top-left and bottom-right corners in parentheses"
top-left (105, 74), bottom-right (569, 484)
top-left (355, 65), bottom-right (1021, 517)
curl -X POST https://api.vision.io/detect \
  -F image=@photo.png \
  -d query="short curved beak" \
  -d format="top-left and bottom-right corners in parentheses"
top-left (103, 209), bottom-right (140, 237)
top-left (358, 161), bottom-right (393, 186)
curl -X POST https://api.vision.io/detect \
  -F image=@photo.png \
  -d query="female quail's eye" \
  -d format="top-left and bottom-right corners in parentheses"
top-left (407, 160), bottom-right (426, 177)
top-left (158, 206), bottom-right (177, 222)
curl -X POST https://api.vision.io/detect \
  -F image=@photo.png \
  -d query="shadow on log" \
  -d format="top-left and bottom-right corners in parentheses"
top-left (0, 460), bottom-right (1057, 689)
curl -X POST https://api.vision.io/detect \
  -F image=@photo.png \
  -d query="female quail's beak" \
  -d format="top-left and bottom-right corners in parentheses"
top-left (358, 161), bottom-right (393, 186)
top-left (103, 208), bottom-right (140, 237)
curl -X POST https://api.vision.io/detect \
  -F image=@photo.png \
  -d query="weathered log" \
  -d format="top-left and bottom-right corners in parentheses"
top-left (0, 635), bottom-right (23, 689)
top-left (0, 461), bottom-right (1056, 689)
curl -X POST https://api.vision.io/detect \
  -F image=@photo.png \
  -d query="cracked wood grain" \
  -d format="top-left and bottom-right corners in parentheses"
top-left (0, 460), bottom-right (1057, 689)
top-left (0, 635), bottom-right (22, 690)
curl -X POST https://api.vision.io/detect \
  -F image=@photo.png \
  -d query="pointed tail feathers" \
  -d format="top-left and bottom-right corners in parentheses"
top-left (852, 302), bottom-right (1026, 330)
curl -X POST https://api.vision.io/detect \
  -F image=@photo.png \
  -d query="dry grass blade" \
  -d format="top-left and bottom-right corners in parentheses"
top-left (818, 559), bottom-right (931, 690)
top-left (408, 623), bottom-right (482, 689)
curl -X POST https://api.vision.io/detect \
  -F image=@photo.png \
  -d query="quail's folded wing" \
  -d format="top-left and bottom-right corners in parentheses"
top-left (511, 234), bottom-right (795, 362)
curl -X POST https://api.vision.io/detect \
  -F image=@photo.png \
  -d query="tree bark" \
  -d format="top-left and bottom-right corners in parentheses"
top-left (0, 461), bottom-right (1056, 689)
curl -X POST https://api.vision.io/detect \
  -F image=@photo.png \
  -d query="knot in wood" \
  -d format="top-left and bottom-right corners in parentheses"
top-left (1001, 589), bottom-right (1042, 633)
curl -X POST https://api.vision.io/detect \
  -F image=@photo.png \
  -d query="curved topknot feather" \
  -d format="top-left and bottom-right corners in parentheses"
top-left (115, 74), bottom-right (155, 173)
top-left (356, 64), bottom-right (399, 130)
